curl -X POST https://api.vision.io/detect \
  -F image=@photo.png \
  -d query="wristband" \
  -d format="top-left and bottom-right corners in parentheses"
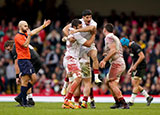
top-left (43, 25), bottom-right (46, 28)
top-left (16, 74), bottom-right (19, 78)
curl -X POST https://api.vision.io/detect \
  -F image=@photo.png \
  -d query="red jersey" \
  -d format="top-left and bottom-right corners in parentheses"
top-left (14, 32), bottom-right (31, 59)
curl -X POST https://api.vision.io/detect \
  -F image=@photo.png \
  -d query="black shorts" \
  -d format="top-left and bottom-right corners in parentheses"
top-left (18, 59), bottom-right (35, 76)
top-left (132, 68), bottom-right (146, 78)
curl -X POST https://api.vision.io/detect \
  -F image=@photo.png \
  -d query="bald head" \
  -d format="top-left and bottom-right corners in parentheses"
top-left (18, 20), bottom-right (27, 28)
top-left (18, 20), bottom-right (28, 33)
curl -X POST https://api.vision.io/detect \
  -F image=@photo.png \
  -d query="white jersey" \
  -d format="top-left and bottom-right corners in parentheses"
top-left (104, 33), bottom-right (125, 65)
top-left (65, 27), bottom-right (87, 59)
top-left (79, 18), bottom-right (97, 40)
top-left (78, 18), bottom-right (97, 63)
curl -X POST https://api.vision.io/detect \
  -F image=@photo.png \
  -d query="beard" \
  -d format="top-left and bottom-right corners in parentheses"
top-left (22, 28), bottom-right (27, 33)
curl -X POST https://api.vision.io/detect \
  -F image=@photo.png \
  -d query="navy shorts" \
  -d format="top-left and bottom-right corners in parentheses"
top-left (18, 59), bottom-right (35, 76)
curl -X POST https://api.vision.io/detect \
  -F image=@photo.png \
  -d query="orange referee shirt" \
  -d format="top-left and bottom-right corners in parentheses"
top-left (14, 32), bottom-right (31, 59)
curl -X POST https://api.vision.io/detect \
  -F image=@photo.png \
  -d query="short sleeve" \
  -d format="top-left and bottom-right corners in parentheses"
top-left (133, 43), bottom-right (142, 54)
top-left (90, 20), bottom-right (97, 28)
top-left (73, 32), bottom-right (87, 45)
top-left (106, 36), bottom-right (114, 44)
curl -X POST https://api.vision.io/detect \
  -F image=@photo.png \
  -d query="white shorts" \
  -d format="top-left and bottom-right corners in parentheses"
top-left (80, 62), bottom-right (92, 78)
top-left (63, 56), bottom-right (81, 74)
top-left (106, 62), bottom-right (126, 82)
top-left (63, 56), bottom-right (82, 82)
top-left (79, 43), bottom-right (97, 59)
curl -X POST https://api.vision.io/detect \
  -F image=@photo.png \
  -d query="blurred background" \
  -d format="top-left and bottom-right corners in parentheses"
top-left (0, 0), bottom-right (160, 96)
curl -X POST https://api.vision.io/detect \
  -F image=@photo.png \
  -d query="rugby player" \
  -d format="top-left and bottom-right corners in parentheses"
top-left (62, 19), bottom-right (96, 109)
top-left (120, 37), bottom-right (153, 106)
top-left (61, 9), bottom-right (98, 108)
top-left (100, 23), bottom-right (129, 109)
top-left (62, 9), bottom-right (101, 83)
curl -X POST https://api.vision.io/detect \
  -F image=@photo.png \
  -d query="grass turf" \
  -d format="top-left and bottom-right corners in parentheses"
top-left (0, 102), bottom-right (160, 115)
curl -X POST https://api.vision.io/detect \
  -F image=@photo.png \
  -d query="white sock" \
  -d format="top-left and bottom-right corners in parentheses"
top-left (141, 90), bottom-right (149, 98)
top-left (75, 102), bottom-right (79, 106)
top-left (130, 93), bottom-right (137, 103)
top-left (90, 98), bottom-right (94, 102)
top-left (63, 81), bottom-right (68, 89)
top-left (95, 74), bottom-right (99, 80)
top-left (27, 93), bottom-right (33, 99)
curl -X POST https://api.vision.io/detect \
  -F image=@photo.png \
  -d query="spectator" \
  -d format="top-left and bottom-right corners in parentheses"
top-left (6, 59), bottom-right (17, 94)
top-left (45, 47), bottom-right (59, 72)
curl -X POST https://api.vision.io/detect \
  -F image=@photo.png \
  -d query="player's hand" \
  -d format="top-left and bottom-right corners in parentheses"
top-left (62, 36), bottom-right (67, 42)
top-left (16, 78), bottom-right (21, 85)
top-left (27, 29), bottom-right (31, 36)
top-left (69, 37), bottom-right (76, 43)
top-left (103, 53), bottom-right (107, 56)
top-left (128, 65), bottom-right (136, 75)
top-left (128, 68), bottom-right (132, 76)
top-left (70, 30), bottom-right (77, 34)
top-left (132, 65), bottom-right (137, 71)
top-left (43, 19), bottom-right (51, 28)
top-left (99, 60), bottom-right (106, 68)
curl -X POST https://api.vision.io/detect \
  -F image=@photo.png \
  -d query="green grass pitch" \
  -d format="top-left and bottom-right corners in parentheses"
top-left (0, 102), bottom-right (160, 115)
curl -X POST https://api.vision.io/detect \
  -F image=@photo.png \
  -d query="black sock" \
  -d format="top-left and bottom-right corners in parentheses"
top-left (21, 86), bottom-right (28, 105)
top-left (27, 82), bottom-right (33, 90)
top-left (114, 97), bottom-right (119, 105)
top-left (17, 92), bottom-right (22, 99)
top-left (90, 88), bottom-right (94, 99)
top-left (119, 97), bottom-right (127, 106)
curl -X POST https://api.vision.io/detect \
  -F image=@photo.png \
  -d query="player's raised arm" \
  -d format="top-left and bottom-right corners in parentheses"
top-left (31, 19), bottom-right (51, 36)
top-left (70, 25), bottom-right (96, 34)
top-left (62, 24), bottom-right (71, 36)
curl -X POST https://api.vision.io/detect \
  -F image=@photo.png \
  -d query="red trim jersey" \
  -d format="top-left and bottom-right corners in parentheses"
top-left (14, 32), bottom-right (31, 59)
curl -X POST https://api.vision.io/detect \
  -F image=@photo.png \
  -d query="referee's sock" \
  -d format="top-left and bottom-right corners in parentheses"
top-left (21, 86), bottom-right (28, 105)
top-left (27, 82), bottom-right (33, 90)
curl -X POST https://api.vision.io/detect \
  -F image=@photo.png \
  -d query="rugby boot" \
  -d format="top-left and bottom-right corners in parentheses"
top-left (64, 99), bottom-right (75, 109)
top-left (14, 96), bottom-right (23, 106)
top-left (90, 100), bottom-right (96, 109)
top-left (81, 101), bottom-right (87, 108)
top-left (146, 96), bottom-right (153, 106)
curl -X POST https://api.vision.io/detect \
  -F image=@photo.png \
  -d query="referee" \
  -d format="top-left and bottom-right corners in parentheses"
top-left (4, 40), bottom-right (42, 106)
top-left (14, 20), bottom-right (51, 107)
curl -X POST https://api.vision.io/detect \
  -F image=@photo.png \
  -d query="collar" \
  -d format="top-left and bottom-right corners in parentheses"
top-left (106, 33), bottom-right (113, 38)
top-left (18, 32), bottom-right (28, 38)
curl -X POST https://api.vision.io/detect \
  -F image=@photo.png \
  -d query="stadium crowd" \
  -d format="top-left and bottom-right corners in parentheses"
top-left (0, 10), bottom-right (160, 96)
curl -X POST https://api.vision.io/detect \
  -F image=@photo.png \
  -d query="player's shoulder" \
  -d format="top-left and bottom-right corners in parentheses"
top-left (105, 33), bottom-right (115, 42)
top-left (14, 33), bottom-right (20, 38)
top-left (14, 33), bottom-right (20, 42)
top-left (79, 18), bottom-right (83, 22)
top-left (90, 19), bottom-right (97, 26)
top-left (131, 41), bottom-right (139, 47)
top-left (106, 33), bottom-right (114, 39)
top-left (14, 33), bottom-right (23, 40)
